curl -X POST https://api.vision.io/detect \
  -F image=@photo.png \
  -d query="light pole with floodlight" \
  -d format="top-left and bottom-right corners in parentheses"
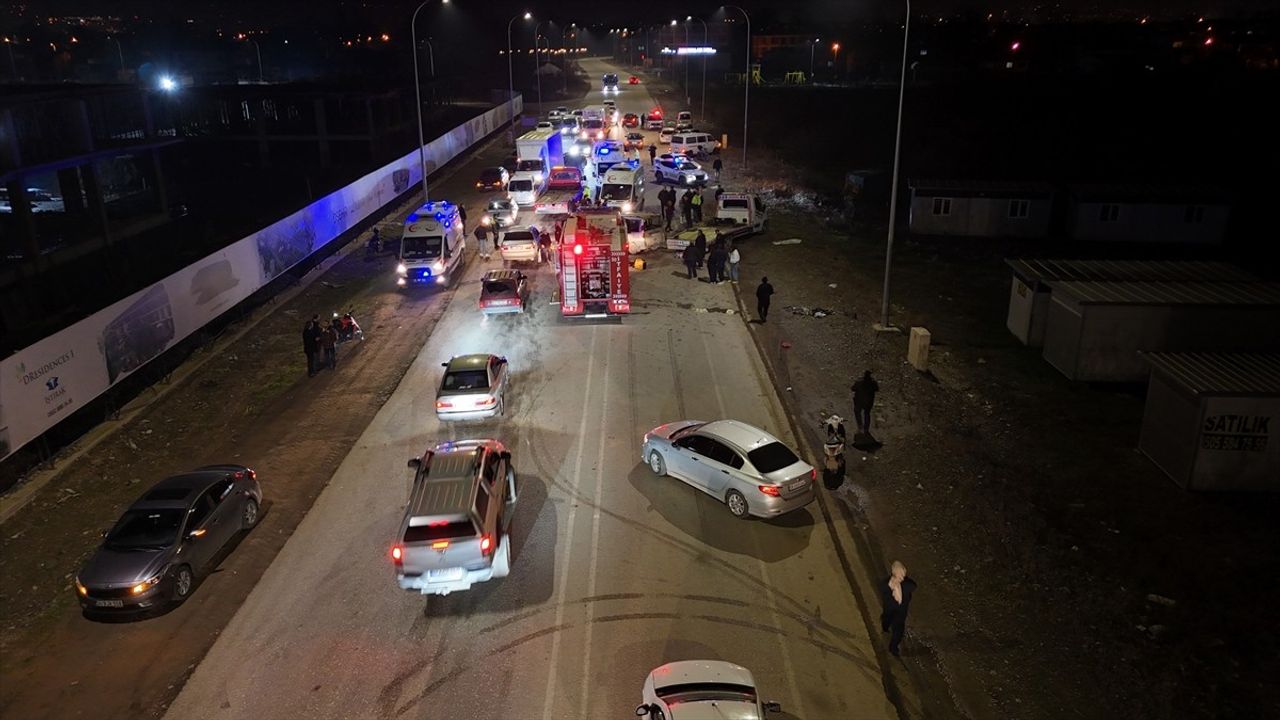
top-left (721, 5), bottom-right (751, 169)
top-left (411, 0), bottom-right (448, 205)
top-left (508, 11), bottom-right (532, 142)
top-left (686, 16), bottom-right (708, 119)
top-left (809, 37), bottom-right (819, 82)
top-left (880, 0), bottom-right (911, 330)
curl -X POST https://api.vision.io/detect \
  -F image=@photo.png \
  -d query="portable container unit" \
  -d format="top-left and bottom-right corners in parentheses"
top-left (1041, 281), bottom-right (1280, 382)
top-left (1005, 259), bottom-right (1255, 347)
top-left (1139, 353), bottom-right (1280, 492)
top-left (1067, 185), bottom-right (1230, 245)
top-left (908, 179), bottom-right (1054, 239)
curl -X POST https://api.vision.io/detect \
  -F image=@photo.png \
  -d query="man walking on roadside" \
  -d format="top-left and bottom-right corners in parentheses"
top-left (728, 244), bottom-right (741, 283)
top-left (302, 317), bottom-right (321, 377)
top-left (475, 223), bottom-right (491, 260)
top-left (682, 244), bottom-right (698, 280)
top-left (649, 143), bottom-right (658, 165)
top-left (712, 156), bottom-right (723, 182)
top-left (880, 560), bottom-right (917, 657)
top-left (851, 370), bottom-right (880, 435)
top-left (708, 242), bottom-right (727, 283)
top-left (755, 277), bottom-right (774, 322)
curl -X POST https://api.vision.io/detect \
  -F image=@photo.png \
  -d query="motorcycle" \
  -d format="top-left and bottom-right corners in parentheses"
top-left (332, 310), bottom-right (363, 343)
top-left (821, 414), bottom-right (847, 489)
top-left (365, 230), bottom-right (382, 259)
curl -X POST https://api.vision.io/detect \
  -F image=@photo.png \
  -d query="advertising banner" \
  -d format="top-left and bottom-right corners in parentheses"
top-left (0, 96), bottom-right (522, 461)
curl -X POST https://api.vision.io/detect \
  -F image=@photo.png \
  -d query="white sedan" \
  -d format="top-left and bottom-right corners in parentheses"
top-left (635, 661), bottom-right (782, 720)
top-left (641, 419), bottom-right (815, 519)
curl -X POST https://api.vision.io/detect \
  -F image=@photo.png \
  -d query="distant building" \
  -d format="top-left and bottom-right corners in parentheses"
top-left (908, 179), bottom-right (1053, 239)
top-left (1067, 185), bottom-right (1231, 245)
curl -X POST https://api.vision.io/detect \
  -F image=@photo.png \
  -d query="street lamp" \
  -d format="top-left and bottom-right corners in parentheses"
top-left (3, 36), bottom-right (17, 80)
top-left (880, 0), bottom-right (911, 330)
top-left (108, 36), bottom-right (124, 72)
top-left (721, 5), bottom-right (751, 170)
top-left (560, 23), bottom-right (575, 94)
top-left (809, 37), bottom-right (820, 82)
top-left (535, 34), bottom-right (551, 109)
top-left (508, 11), bottom-right (533, 142)
top-left (411, 0), bottom-right (448, 205)
top-left (687, 16), bottom-right (708, 119)
top-left (831, 42), bottom-right (840, 80)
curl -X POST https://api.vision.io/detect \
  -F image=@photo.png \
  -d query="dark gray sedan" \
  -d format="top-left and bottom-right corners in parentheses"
top-left (75, 465), bottom-right (262, 614)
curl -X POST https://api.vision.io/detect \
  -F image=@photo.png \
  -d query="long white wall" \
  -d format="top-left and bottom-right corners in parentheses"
top-left (0, 95), bottom-right (523, 461)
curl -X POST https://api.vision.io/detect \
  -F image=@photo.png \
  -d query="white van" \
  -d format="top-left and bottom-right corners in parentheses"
top-left (506, 173), bottom-right (546, 207)
top-left (670, 132), bottom-right (719, 158)
top-left (600, 167), bottom-right (645, 213)
top-left (397, 201), bottom-right (466, 287)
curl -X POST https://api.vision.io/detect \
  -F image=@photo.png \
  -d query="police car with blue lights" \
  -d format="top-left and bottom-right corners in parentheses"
top-left (396, 201), bottom-right (466, 287)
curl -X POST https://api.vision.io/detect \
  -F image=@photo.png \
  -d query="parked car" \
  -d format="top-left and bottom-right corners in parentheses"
top-left (636, 661), bottom-right (782, 720)
top-left (654, 154), bottom-right (708, 186)
top-left (475, 166), bottom-right (510, 192)
top-left (624, 132), bottom-right (647, 151)
top-left (622, 113), bottom-right (641, 128)
top-left (393, 439), bottom-right (517, 596)
top-left (481, 197), bottom-right (519, 229)
top-left (640, 419), bottom-right (815, 518)
top-left (499, 226), bottom-right (543, 264)
top-left (659, 123), bottom-right (678, 144)
top-left (436, 354), bottom-right (509, 420)
top-left (670, 132), bottom-right (720, 158)
top-left (75, 466), bottom-right (262, 613)
top-left (536, 120), bottom-right (555, 131)
top-left (479, 269), bottom-right (530, 315)
top-left (628, 75), bottom-right (641, 85)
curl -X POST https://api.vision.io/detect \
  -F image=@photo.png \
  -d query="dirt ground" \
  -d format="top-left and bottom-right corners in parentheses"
top-left (713, 150), bottom-right (1280, 718)
top-left (0, 199), bottom-right (459, 717)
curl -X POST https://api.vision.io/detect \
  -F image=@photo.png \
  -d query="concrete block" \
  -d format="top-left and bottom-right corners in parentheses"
top-left (908, 326), bottom-right (931, 371)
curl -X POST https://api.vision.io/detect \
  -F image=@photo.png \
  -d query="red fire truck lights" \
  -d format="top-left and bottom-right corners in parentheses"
top-left (574, 244), bottom-right (583, 255)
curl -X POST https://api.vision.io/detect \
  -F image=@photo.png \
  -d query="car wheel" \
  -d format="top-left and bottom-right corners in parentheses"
top-left (241, 498), bottom-right (260, 530)
top-left (725, 489), bottom-right (749, 519)
top-left (171, 565), bottom-right (194, 603)
top-left (648, 450), bottom-right (667, 476)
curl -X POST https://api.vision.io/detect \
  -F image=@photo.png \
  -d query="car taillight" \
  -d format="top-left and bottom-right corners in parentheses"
top-left (436, 400), bottom-right (453, 409)
top-left (758, 484), bottom-right (782, 497)
top-left (391, 546), bottom-right (403, 565)
top-left (809, 468), bottom-right (817, 481)
top-left (431, 540), bottom-right (450, 550)
top-left (477, 397), bottom-right (497, 406)
top-left (480, 534), bottom-right (493, 555)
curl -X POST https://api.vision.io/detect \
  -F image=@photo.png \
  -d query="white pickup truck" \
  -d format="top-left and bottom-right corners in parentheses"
top-left (664, 192), bottom-right (770, 250)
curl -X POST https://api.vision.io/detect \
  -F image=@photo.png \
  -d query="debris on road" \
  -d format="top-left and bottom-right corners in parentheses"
top-left (772, 238), bottom-right (803, 246)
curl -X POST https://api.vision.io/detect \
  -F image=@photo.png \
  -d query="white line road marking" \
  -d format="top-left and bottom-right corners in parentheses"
top-left (578, 331), bottom-right (612, 718)
top-left (700, 327), bottom-right (807, 719)
top-left (541, 325), bottom-right (598, 720)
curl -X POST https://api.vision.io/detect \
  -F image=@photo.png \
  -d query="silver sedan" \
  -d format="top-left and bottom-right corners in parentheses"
top-left (640, 419), bottom-right (815, 519)
top-left (435, 353), bottom-right (509, 420)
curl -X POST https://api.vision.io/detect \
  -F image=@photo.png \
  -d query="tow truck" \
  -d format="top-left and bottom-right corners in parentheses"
top-left (558, 208), bottom-right (630, 318)
top-left (664, 192), bottom-right (770, 250)
top-left (534, 166), bottom-right (584, 216)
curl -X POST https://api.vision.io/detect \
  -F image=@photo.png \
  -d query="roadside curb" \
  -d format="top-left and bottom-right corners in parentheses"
top-left (0, 127), bottom-right (511, 527)
top-left (729, 280), bottom-right (921, 720)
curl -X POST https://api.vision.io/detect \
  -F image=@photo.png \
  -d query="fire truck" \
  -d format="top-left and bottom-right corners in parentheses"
top-left (558, 208), bottom-right (630, 318)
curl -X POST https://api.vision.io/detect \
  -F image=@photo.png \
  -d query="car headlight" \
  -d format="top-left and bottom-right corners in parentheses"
top-left (75, 578), bottom-right (88, 597)
top-left (396, 263), bottom-right (407, 275)
top-left (533, 173), bottom-right (543, 183)
top-left (131, 573), bottom-right (163, 595)
top-left (432, 260), bottom-right (444, 272)
top-left (481, 216), bottom-right (492, 226)
top-left (622, 202), bottom-right (633, 212)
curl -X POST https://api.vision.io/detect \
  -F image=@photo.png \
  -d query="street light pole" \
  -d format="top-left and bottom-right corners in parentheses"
top-left (508, 12), bottom-right (532, 142)
top-left (880, 0), bottom-right (911, 329)
top-left (535, 36), bottom-right (550, 109)
top-left (410, 0), bottom-right (444, 205)
top-left (723, 5), bottom-right (751, 169)
top-left (809, 38), bottom-right (818, 82)
top-left (687, 16), bottom-right (708, 120)
top-left (251, 39), bottom-right (263, 82)
top-left (109, 37), bottom-right (124, 72)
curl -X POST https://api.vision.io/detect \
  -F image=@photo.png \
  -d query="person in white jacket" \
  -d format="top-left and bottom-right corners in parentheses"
top-left (728, 245), bottom-right (741, 283)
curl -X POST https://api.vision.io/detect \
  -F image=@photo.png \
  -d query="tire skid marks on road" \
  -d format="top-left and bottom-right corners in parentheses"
top-left (577, 331), bottom-right (613, 719)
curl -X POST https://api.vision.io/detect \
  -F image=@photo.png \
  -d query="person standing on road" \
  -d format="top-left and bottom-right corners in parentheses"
top-left (691, 190), bottom-right (704, 223)
top-left (681, 244), bottom-right (698, 279)
top-left (649, 143), bottom-right (657, 165)
top-left (693, 230), bottom-right (707, 269)
top-left (320, 323), bottom-right (338, 370)
top-left (851, 370), bottom-right (880, 435)
top-left (680, 190), bottom-right (694, 229)
top-left (755, 277), bottom-right (774, 322)
top-left (728, 244), bottom-right (741, 283)
top-left (302, 317), bottom-right (321, 377)
top-left (475, 223), bottom-right (491, 260)
top-left (712, 157), bottom-right (723, 182)
top-left (457, 205), bottom-right (468, 233)
top-left (880, 561), bottom-right (917, 657)
top-left (708, 243), bottom-right (727, 284)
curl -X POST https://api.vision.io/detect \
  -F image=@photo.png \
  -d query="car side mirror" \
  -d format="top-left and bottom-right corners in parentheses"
top-left (100, 529), bottom-right (109, 539)
top-left (763, 701), bottom-right (782, 713)
top-left (634, 705), bottom-right (652, 717)
top-left (441, 362), bottom-right (449, 367)
top-left (499, 451), bottom-right (512, 460)
top-left (407, 458), bottom-right (421, 469)
top-left (187, 528), bottom-right (207, 541)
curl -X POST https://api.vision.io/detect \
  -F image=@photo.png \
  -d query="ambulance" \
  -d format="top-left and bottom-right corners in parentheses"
top-left (396, 201), bottom-right (466, 287)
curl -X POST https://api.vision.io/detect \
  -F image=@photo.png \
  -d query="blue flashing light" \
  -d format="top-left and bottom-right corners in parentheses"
top-left (407, 213), bottom-right (419, 223)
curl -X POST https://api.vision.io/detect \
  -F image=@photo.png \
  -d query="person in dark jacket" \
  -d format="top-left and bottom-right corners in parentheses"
top-left (880, 561), bottom-right (917, 657)
top-left (320, 323), bottom-right (338, 370)
top-left (712, 157), bottom-right (723, 182)
top-left (302, 317), bottom-right (322, 377)
top-left (693, 230), bottom-right (707, 268)
top-left (680, 190), bottom-right (694, 229)
top-left (457, 205), bottom-right (467, 233)
top-left (681, 244), bottom-right (698, 279)
top-left (851, 370), bottom-right (880, 434)
top-left (755, 277), bottom-right (774, 322)
top-left (708, 244), bottom-right (728, 283)
top-left (660, 188), bottom-right (676, 231)
top-left (649, 143), bottom-right (658, 165)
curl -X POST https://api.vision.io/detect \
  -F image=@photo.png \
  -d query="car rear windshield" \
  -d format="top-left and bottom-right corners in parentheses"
top-left (585, 119), bottom-right (604, 129)
top-left (480, 169), bottom-right (504, 181)
top-left (508, 180), bottom-right (533, 192)
top-left (516, 159), bottom-right (543, 172)
top-left (747, 442), bottom-right (800, 473)
top-left (105, 509), bottom-right (185, 549)
top-left (483, 280), bottom-right (515, 294)
top-left (601, 184), bottom-right (632, 200)
top-left (402, 236), bottom-right (442, 259)
top-left (503, 231), bottom-right (534, 243)
top-left (487, 200), bottom-right (512, 211)
top-left (443, 370), bottom-right (489, 391)
top-left (403, 519), bottom-right (477, 543)
top-left (654, 682), bottom-right (756, 702)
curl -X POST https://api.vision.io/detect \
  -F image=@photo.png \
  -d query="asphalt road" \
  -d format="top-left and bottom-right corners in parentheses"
top-left (162, 60), bottom-right (896, 720)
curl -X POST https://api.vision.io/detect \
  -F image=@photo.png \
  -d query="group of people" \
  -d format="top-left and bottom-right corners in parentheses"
top-left (301, 312), bottom-right (360, 377)
top-left (680, 231), bottom-right (741, 284)
top-left (658, 186), bottom-right (720, 232)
